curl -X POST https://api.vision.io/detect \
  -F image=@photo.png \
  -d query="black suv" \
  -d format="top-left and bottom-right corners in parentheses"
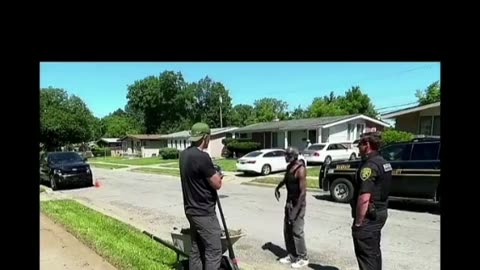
top-left (319, 137), bottom-right (440, 203)
top-left (40, 151), bottom-right (93, 190)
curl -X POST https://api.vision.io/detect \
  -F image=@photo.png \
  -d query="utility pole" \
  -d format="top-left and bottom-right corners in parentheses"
top-left (219, 95), bottom-right (223, 128)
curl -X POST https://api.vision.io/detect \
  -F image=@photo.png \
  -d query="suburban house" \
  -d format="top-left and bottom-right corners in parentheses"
top-left (96, 138), bottom-right (123, 156)
top-left (233, 114), bottom-right (390, 151)
top-left (381, 102), bottom-right (440, 136)
top-left (162, 127), bottom-right (238, 158)
top-left (118, 134), bottom-right (167, 157)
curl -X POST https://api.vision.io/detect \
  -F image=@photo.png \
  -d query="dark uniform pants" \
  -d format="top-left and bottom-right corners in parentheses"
top-left (187, 214), bottom-right (223, 270)
top-left (284, 204), bottom-right (307, 259)
top-left (352, 210), bottom-right (387, 270)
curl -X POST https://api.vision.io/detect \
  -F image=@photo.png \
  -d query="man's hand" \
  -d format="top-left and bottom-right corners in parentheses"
top-left (274, 188), bottom-right (281, 201)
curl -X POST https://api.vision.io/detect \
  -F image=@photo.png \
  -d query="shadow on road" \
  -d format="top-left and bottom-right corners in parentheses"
top-left (312, 194), bottom-right (440, 215)
top-left (261, 242), bottom-right (339, 270)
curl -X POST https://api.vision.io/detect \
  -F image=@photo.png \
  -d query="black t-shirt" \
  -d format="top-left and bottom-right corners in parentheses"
top-left (179, 146), bottom-right (218, 216)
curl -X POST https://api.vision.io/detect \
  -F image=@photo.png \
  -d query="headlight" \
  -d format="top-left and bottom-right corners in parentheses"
top-left (54, 169), bottom-right (62, 175)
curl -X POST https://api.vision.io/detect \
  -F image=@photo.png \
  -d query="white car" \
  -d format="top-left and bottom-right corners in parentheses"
top-left (236, 148), bottom-right (308, 175)
top-left (302, 142), bottom-right (357, 164)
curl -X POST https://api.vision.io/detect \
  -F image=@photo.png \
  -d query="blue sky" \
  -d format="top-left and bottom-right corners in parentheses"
top-left (40, 62), bottom-right (440, 118)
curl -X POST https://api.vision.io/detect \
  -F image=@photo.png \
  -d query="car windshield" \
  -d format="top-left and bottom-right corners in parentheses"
top-left (244, 151), bottom-right (263, 157)
top-left (49, 152), bottom-right (84, 164)
top-left (307, 144), bottom-right (326, 150)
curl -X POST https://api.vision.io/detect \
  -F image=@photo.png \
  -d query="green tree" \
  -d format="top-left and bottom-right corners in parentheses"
top-left (230, 104), bottom-right (256, 127)
top-left (126, 71), bottom-right (191, 134)
top-left (253, 98), bottom-right (289, 122)
top-left (336, 86), bottom-right (377, 117)
top-left (289, 105), bottom-right (309, 119)
top-left (308, 98), bottom-right (348, 117)
top-left (189, 76), bottom-right (233, 128)
top-left (101, 109), bottom-right (143, 138)
top-left (40, 87), bottom-right (97, 150)
top-left (415, 81), bottom-right (440, 105)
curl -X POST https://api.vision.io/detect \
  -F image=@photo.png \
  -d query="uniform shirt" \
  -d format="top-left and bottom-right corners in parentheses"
top-left (351, 151), bottom-right (392, 216)
top-left (179, 146), bottom-right (218, 216)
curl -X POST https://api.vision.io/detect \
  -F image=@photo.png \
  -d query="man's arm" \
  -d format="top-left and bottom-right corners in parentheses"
top-left (355, 164), bottom-right (376, 226)
top-left (290, 165), bottom-right (307, 220)
top-left (199, 155), bottom-right (223, 190)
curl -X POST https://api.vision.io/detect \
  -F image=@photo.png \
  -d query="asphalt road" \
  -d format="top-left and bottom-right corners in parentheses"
top-left (50, 168), bottom-right (440, 270)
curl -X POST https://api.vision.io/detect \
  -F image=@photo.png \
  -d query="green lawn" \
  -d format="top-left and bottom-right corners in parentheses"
top-left (249, 177), bottom-right (319, 189)
top-left (89, 157), bottom-right (178, 166)
top-left (307, 167), bottom-right (320, 178)
top-left (131, 167), bottom-right (181, 177)
top-left (89, 163), bottom-right (129, 169)
top-left (41, 199), bottom-right (177, 270)
top-left (159, 162), bottom-right (179, 168)
top-left (212, 159), bottom-right (237, 172)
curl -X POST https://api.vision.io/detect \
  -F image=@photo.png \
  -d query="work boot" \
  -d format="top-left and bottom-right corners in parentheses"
top-left (291, 257), bottom-right (309, 268)
top-left (279, 255), bottom-right (294, 264)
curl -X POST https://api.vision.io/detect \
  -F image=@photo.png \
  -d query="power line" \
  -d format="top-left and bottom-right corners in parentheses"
top-left (376, 101), bottom-right (418, 111)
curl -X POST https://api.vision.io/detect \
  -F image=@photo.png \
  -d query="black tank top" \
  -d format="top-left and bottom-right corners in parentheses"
top-left (285, 163), bottom-right (305, 204)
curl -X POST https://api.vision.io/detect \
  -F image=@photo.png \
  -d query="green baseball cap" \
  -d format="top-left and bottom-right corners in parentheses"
top-left (189, 122), bottom-right (211, 142)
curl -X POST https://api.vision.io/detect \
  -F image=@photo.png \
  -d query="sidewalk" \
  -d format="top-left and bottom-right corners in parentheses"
top-left (40, 213), bottom-right (117, 270)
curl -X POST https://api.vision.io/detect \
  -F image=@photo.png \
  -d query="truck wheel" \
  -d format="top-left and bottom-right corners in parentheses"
top-left (349, 153), bottom-right (356, 160)
top-left (330, 178), bottom-right (354, 203)
top-left (50, 176), bottom-right (58, 191)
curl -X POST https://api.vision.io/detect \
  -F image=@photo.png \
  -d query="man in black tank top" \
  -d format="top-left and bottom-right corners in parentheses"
top-left (274, 147), bottom-right (309, 268)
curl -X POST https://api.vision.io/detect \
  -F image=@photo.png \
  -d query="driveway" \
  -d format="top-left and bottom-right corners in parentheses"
top-left (47, 168), bottom-right (440, 270)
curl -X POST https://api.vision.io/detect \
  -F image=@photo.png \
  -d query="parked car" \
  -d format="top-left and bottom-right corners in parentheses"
top-left (236, 148), bottom-right (307, 175)
top-left (40, 151), bottom-right (93, 190)
top-left (318, 137), bottom-right (440, 203)
top-left (302, 142), bottom-right (357, 164)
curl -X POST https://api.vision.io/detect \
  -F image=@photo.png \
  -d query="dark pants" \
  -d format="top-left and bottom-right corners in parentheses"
top-left (187, 215), bottom-right (223, 270)
top-left (284, 204), bottom-right (307, 259)
top-left (352, 210), bottom-right (388, 270)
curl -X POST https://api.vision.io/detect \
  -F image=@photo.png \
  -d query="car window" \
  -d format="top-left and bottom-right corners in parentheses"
top-left (263, 152), bottom-right (275, 157)
top-left (48, 152), bottom-right (84, 164)
top-left (337, 144), bottom-right (347, 150)
top-left (380, 143), bottom-right (412, 161)
top-left (327, 144), bottom-right (338, 150)
top-left (411, 142), bottom-right (440, 160)
top-left (308, 144), bottom-right (326, 150)
top-left (244, 151), bottom-right (263, 157)
top-left (273, 150), bottom-right (286, 157)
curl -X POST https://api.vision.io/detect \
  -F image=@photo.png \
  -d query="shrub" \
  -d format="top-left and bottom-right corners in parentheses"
top-left (92, 147), bottom-right (111, 157)
top-left (226, 140), bottom-right (261, 157)
top-left (381, 129), bottom-right (415, 146)
top-left (159, 148), bottom-right (179, 159)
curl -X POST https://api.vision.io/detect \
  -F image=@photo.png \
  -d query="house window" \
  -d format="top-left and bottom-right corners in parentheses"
top-left (419, 115), bottom-right (440, 136)
top-left (356, 124), bottom-right (365, 139)
top-left (239, 133), bottom-right (248, 139)
top-left (347, 124), bottom-right (355, 141)
top-left (175, 140), bottom-right (178, 148)
top-left (308, 130), bottom-right (317, 143)
top-left (142, 141), bottom-right (146, 147)
top-left (433, 116), bottom-right (440, 136)
top-left (272, 132), bottom-right (278, 147)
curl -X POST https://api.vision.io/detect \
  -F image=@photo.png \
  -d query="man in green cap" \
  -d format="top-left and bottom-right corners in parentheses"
top-left (179, 122), bottom-right (224, 270)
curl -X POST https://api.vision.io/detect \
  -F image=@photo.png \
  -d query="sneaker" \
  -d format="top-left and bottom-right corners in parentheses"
top-left (279, 255), bottom-right (294, 264)
top-left (291, 258), bottom-right (309, 268)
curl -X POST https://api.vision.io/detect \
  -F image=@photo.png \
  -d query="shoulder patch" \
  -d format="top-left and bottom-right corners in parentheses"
top-left (360, 167), bottom-right (372, 181)
top-left (383, 163), bottom-right (392, 172)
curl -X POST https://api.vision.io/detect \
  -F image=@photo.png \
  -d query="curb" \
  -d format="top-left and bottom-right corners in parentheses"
top-left (40, 184), bottom-right (53, 194)
top-left (241, 181), bottom-right (323, 193)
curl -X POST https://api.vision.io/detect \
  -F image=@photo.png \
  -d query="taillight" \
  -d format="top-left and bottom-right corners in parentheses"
top-left (247, 160), bottom-right (256, 164)
top-left (314, 152), bottom-right (320, 156)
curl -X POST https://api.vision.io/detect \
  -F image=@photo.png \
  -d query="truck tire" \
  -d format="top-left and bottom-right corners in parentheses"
top-left (329, 178), bottom-right (354, 203)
